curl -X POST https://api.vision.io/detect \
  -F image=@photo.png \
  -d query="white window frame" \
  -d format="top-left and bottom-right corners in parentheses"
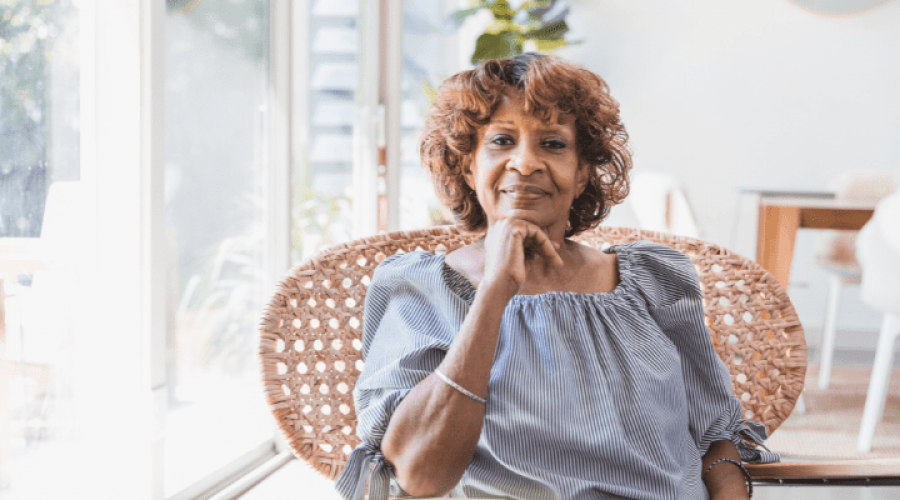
top-left (352, 0), bottom-right (382, 238)
top-left (382, 0), bottom-right (403, 232)
top-left (75, 1), bottom-right (165, 498)
top-left (76, 1), bottom-right (292, 498)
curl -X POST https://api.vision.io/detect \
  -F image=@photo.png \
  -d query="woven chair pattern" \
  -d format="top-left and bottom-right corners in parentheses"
top-left (258, 225), bottom-right (807, 481)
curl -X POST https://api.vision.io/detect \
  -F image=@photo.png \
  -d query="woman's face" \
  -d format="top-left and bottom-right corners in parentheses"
top-left (464, 92), bottom-right (587, 235)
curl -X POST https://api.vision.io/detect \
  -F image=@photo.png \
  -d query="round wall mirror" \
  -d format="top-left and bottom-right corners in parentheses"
top-left (788, 0), bottom-right (893, 14)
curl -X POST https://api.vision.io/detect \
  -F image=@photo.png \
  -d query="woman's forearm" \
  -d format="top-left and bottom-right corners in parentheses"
top-left (381, 276), bottom-right (518, 497)
top-left (702, 440), bottom-right (751, 500)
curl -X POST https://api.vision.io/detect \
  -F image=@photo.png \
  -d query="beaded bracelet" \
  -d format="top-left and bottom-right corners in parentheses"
top-left (703, 458), bottom-right (753, 499)
top-left (434, 368), bottom-right (487, 404)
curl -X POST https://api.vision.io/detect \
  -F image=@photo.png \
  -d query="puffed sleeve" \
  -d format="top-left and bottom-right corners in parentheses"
top-left (335, 252), bottom-right (462, 500)
top-left (623, 241), bottom-right (780, 464)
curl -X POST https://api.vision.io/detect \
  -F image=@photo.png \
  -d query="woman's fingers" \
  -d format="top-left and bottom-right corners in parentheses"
top-left (510, 221), bottom-right (563, 267)
top-left (482, 220), bottom-right (526, 289)
top-left (483, 218), bottom-right (564, 291)
top-left (533, 229), bottom-right (564, 267)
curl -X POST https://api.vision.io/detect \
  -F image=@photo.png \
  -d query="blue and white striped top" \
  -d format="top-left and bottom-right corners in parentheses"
top-left (336, 241), bottom-right (778, 500)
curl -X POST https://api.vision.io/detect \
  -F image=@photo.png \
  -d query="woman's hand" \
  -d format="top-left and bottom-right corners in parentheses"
top-left (482, 217), bottom-right (564, 293)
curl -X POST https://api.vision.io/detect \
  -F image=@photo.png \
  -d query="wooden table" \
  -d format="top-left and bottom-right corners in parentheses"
top-left (756, 195), bottom-right (876, 288)
top-left (746, 459), bottom-right (900, 486)
top-left (0, 238), bottom-right (45, 285)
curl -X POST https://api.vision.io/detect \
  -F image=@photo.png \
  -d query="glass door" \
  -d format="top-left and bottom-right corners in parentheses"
top-left (292, 0), bottom-right (361, 262)
top-left (164, 0), bottom-right (277, 496)
top-left (397, 0), bottom-right (460, 230)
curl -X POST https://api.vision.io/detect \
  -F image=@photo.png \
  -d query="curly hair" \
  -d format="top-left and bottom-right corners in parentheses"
top-left (419, 53), bottom-right (632, 237)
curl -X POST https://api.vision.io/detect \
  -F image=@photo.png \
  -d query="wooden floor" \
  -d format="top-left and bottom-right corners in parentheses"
top-left (240, 458), bottom-right (900, 500)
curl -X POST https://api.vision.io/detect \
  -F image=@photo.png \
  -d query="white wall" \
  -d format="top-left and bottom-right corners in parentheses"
top-left (564, 0), bottom-right (900, 348)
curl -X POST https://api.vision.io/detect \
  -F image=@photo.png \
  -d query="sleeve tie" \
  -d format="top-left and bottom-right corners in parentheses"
top-left (733, 419), bottom-right (780, 464)
top-left (335, 442), bottom-right (393, 500)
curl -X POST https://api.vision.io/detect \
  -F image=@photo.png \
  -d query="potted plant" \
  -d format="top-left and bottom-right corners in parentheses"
top-left (448, 0), bottom-right (578, 64)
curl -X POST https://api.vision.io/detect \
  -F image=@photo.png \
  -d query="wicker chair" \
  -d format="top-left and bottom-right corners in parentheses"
top-left (258, 225), bottom-right (900, 492)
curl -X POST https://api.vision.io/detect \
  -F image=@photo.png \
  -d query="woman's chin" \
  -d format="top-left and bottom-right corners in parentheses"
top-left (495, 208), bottom-right (566, 232)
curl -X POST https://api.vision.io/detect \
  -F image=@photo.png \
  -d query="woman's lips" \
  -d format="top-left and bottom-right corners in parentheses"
top-left (500, 185), bottom-right (548, 200)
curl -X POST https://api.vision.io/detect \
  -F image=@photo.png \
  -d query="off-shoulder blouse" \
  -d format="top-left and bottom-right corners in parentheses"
top-left (336, 241), bottom-right (778, 500)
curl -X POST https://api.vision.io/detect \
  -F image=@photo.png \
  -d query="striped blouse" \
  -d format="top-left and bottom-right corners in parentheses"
top-left (336, 241), bottom-right (778, 500)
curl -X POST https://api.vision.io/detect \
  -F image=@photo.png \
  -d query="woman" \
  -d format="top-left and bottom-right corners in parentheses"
top-left (336, 53), bottom-right (776, 500)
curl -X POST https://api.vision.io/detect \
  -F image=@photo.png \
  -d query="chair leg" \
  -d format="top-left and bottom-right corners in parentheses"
top-left (794, 393), bottom-right (806, 415)
top-left (818, 275), bottom-right (842, 390)
top-left (857, 312), bottom-right (900, 453)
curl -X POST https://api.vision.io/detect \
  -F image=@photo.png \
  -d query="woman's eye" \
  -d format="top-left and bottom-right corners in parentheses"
top-left (490, 135), bottom-right (514, 146)
top-left (544, 139), bottom-right (567, 150)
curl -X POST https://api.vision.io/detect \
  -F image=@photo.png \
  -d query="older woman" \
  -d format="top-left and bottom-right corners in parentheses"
top-left (336, 53), bottom-right (776, 500)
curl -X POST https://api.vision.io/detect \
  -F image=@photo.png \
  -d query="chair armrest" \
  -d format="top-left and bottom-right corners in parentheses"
top-left (746, 459), bottom-right (900, 486)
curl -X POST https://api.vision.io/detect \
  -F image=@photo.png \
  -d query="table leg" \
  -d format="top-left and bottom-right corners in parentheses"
top-left (757, 204), bottom-right (801, 288)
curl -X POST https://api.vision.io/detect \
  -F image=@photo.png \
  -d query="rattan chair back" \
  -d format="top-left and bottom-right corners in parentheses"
top-left (259, 225), bottom-right (807, 481)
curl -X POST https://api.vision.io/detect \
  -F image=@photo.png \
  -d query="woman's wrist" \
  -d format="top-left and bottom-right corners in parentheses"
top-left (704, 459), bottom-right (751, 500)
top-left (478, 273), bottom-right (520, 300)
top-left (702, 441), bottom-right (751, 500)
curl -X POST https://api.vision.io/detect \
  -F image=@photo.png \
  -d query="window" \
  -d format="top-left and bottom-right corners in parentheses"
top-left (292, 0), bottom-right (359, 263)
top-left (1, 1), bottom-right (458, 498)
top-left (397, 0), bottom-right (459, 230)
top-left (164, 0), bottom-right (278, 497)
top-left (0, 1), bottom-right (81, 497)
top-left (2, 1), bottom-right (289, 498)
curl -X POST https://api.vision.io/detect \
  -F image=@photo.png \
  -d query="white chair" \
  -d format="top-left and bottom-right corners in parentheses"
top-left (815, 171), bottom-right (899, 390)
top-left (7, 182), bottom-right (86, 439)
top-left (855, 191), bottom-right (900, 452)
top-left (624, 171), bottom-right (700, 238)
top-left (16, 181), bottom-right (87, 364)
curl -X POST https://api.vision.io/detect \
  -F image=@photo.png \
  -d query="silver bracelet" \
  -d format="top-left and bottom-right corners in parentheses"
top-left (433, 368), bottom-right (487, 404)
top-left (703, 458), bottom-right (753, 498)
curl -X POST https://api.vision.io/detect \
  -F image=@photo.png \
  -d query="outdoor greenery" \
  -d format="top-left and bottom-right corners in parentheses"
top-left (291, 181), bottom-right (352, 264)
top-left (0, 0), bottom-right (75, 237)
top-left (167, 0), bottom-right (267, 62)
top-left (177, 219), bottom-right (264, 375)
top-left (163, 0), bottom-right (273, 382)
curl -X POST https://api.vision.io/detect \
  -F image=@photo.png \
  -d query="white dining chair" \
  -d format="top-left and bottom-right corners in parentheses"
top-left (9, 182), bottom-right (86, 439)
top-left (855, 191), bottom-right (900, 453)
top-left (16, 181), bottom-right (87, 364)
top-left (624, 171), bottom-right (700, 238)
top-left (815, 171), bottom-right (899, 391)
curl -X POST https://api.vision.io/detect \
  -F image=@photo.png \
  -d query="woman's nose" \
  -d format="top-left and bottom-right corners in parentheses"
top-left (507, 145), bottom-right (543, 175)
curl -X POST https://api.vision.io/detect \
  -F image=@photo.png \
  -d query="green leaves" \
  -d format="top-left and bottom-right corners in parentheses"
top-left (533, 38), bottom-right (570, 52)
top-left (472, 31), bottom-right (522, 64)
top-left (445, 0), bottom-right (501, 30)
top-left (450, 0), bottom-right (578, 64)
top-left (524, 19), bottom-right (568, 40)
top-left (488, 0), bottom-right (516, 21)
top-left (445, 6), bottom-right (485, 31)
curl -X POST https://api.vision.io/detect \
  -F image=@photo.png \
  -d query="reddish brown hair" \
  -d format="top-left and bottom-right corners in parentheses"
top-left (419, 53), bottom-right (631, 236)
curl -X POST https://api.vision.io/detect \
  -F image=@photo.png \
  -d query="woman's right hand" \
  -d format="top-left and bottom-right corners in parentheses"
top-left (482, 217), bottom-right (564, 294)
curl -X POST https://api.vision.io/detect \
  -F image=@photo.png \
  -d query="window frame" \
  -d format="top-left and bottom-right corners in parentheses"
top-left (76, 0), bottom-right (292, 498)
